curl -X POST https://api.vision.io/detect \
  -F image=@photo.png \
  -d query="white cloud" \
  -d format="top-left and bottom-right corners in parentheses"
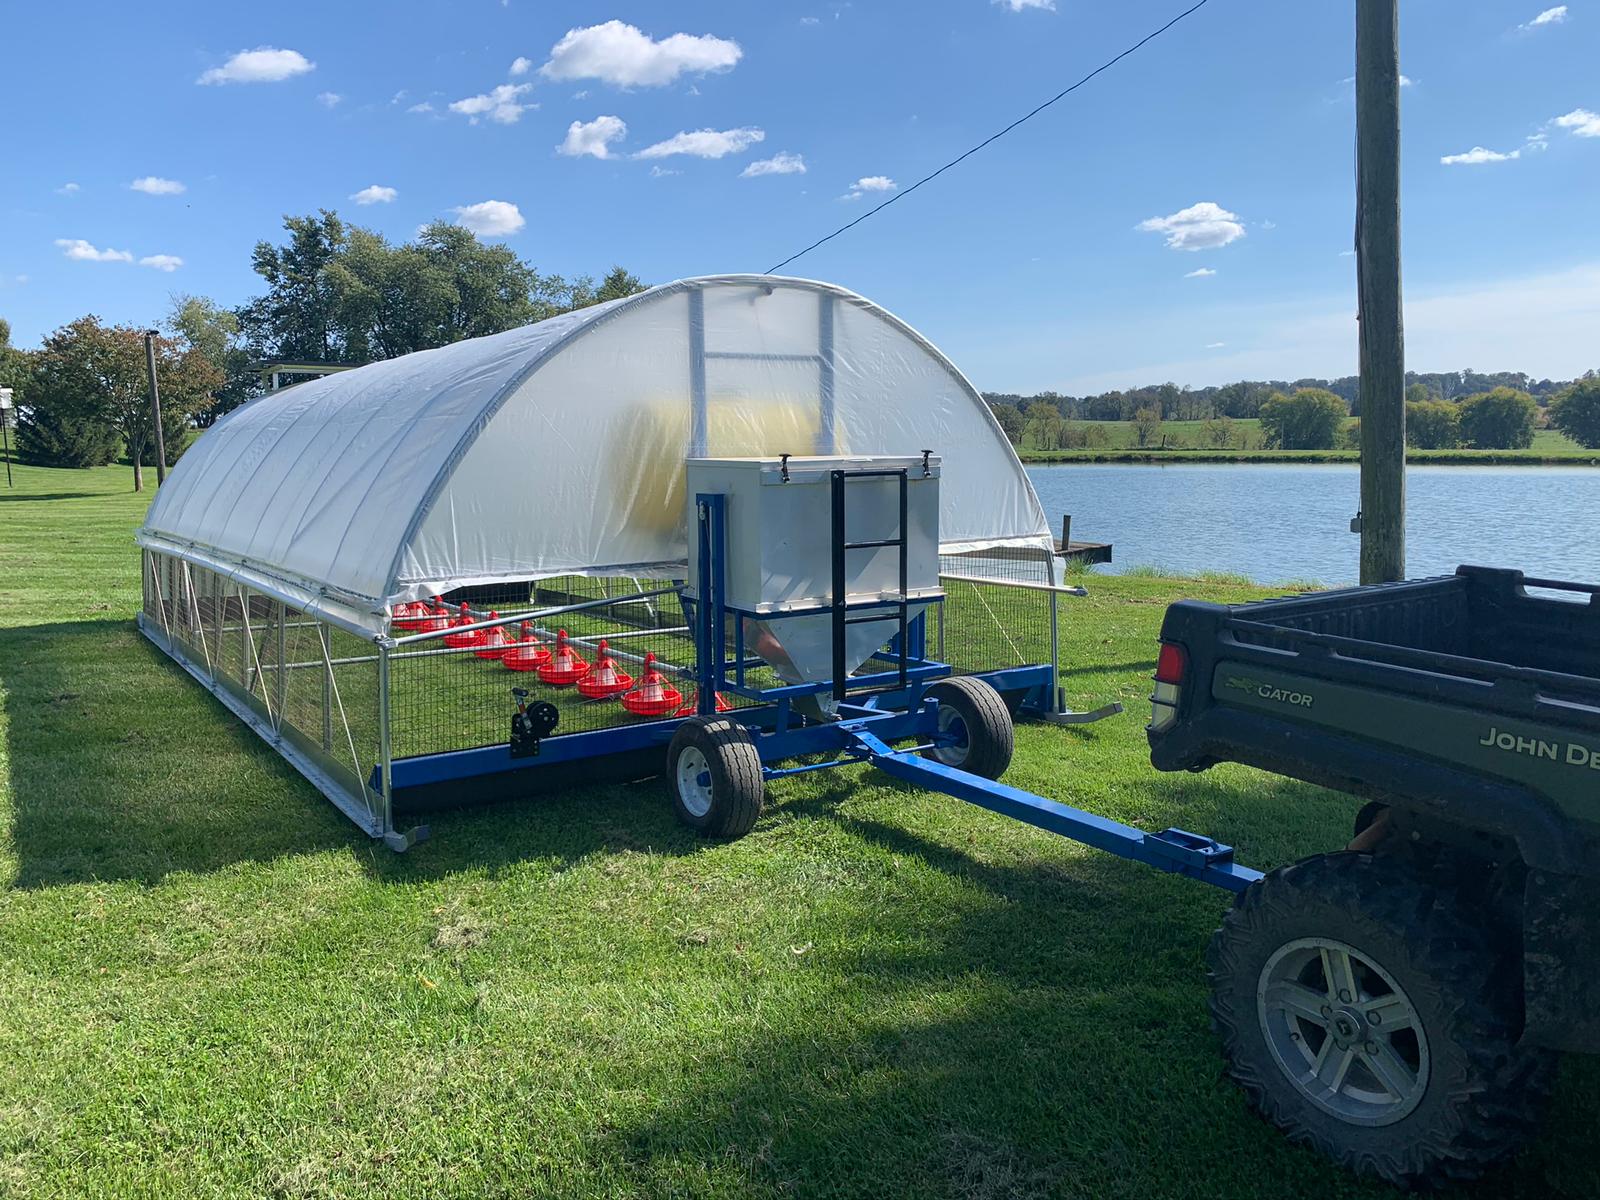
top-left (139, 254), bottom-right (183, 272)
top-left (350, 184), bottom-right (398, 205)
top-left (993, 0), bottom-right (1056, 10)
top-left (1340, 249), bottom-right (1357, 257)
top-left (1206, 342), bottom-right (1226, 349)
top-left (540, 20), bottom-right (742, 88)
top-left (1553, 108), bottom-right (1600, 137)
top-left (451, 200), bottom-right (524, 237)
top-left (741, 151), bottom-right (807, 177)
top-left (636, 127), bottom-right (764, 159)
top-left (1440, 145), bottom-right (1521, 164)
top-left (1522, 6), bottom-right (1568, 29)
top-left (509, 56), bottom-right (533, 77)
top-left (1185, 267), bottom-right (1216, 278)
top-left (1258, 219), bottom-right (1277, 230)
top-left (390, 90), bottom-right (408, 105)
top-left (129, 176), bottom-right (185, 195)
top-left (1137, 201), bottom-right (1245, 251)
top-left (842, 175), bottom-right (897, 200)
top-left (408, 101), bottom-right (435, 114)
top-left (649, 165), bottom-right (681, 178)
top-left (197, 47), bottom-right (314, 85)
top-left (317, 91), bottom-right (342, 108)
top-left (800, 16), bottom-right (821, 25)
top-left (449, 83), bottom-right (535, 124)
top-left (558, 115), bottom-right (628, 159)
top-left (55, 238), bottom-right (133, 263)
top-left (56, 182), bottom-right (80, 195)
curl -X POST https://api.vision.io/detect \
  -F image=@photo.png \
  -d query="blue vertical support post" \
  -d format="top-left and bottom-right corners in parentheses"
top-left (817, 293), bottom-right (836, 454)
top-left (689, 288), bottom-right (708, 457)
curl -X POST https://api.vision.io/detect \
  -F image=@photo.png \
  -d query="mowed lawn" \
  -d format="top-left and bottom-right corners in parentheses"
top-left (1, 463), bottom-right (1595, 1200)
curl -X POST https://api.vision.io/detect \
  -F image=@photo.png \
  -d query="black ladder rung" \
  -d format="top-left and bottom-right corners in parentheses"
top-left (844, 538), bottom-right (904, 550)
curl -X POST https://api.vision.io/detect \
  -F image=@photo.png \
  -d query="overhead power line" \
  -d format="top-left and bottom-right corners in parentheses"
top-left (764, 0), bottom-right (1215, 275)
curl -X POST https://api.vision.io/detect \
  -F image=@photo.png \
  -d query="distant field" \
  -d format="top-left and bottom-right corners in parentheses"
top-left (1017, 419), bottom-right (1597, 464)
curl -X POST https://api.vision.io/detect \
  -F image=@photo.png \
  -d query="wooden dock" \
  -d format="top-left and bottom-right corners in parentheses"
top-left (1053, 515), bottom-right (1112, 566)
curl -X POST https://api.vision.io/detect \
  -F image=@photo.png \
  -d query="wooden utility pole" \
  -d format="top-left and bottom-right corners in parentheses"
top-left (1356, 0), bottom-right (1405, 583)
top-left (144, 330), bottom-right (167, 486)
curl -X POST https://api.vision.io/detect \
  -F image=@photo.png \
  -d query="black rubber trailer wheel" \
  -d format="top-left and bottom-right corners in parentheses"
top-left (922, 677), bottom-right (1014, 780)
top-left (1207, 852), bottom-right (1553, 1189)
top-left (666, 716), bottom-right (764, 840)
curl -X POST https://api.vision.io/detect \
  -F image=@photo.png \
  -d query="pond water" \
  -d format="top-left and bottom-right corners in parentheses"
top-left (1025, 463), bottom-right (1600, 587)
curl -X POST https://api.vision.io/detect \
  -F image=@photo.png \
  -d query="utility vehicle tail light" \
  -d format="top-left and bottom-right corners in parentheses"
top-left (1155, 642), bottom-right (1188, 685)
top-left (1150, 641), bottom-right (1187, 732)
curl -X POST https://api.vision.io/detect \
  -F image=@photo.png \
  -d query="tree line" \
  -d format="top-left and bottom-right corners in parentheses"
top-left (2, 211), bottom-right (645, 488)
top-left (986, 370), bottom-right (1600, 452)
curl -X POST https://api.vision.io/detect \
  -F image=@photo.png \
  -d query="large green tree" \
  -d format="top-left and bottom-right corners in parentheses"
top-left (1548, 376), bottom-right (1600, 448)
top-left (239, 212), bottom-right (647, 366)
top-left (23, 317), bottom-right (221, 488)
top-left (168, 294), bottom-right (256, 427)
top-left (1258, 388), bottom-right (1347, 450)
top-left (1405, 399), bottom-right (1460, 449)
top-left (1457, 387), bottom-right (1537, 449)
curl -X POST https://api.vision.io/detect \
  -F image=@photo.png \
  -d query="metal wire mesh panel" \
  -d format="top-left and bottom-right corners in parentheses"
top-left (938, 546), bottom-right (1057, 675)
top-left (138, 551), bottom-right (383, 827)
top-left (388, 577), bottom-right (704, 759)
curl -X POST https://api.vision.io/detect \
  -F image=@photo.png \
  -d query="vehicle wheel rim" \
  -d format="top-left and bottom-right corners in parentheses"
top-left (676, 746), bottom-right (714, 818)
top-left (1257, 937), bottom-right (1429, 1127)
top-left (933, 706), bottom-right (969, 766)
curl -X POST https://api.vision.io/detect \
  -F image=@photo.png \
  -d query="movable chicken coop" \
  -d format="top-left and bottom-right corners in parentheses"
top-left (137, 275), bottom-right (1095, 848)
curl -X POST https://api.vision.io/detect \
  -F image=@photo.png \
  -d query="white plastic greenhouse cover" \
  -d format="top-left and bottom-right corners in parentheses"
top-left (139, 275), bottom-right (1052, 636)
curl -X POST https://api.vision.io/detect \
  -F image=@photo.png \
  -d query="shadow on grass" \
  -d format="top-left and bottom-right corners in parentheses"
top-left (606, 774), bottom-right (1600, 1199)
top-left (0, 491), bottom-right (103, 503)
top-left (1, 618), bottom-right (696, 889)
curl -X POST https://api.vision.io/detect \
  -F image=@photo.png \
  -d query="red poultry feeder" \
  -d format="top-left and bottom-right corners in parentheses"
top-left (675, 689), bottom-right (733, 716)
top-left (442, 603), bottom-right (486, 649)
top-left (620, 653), bottom-right (684, 716)
top-left (576, 641), bottom-right (634, 699)
top-left (502, 622), bottom-right (551, 671)
top-left (537, 629), bottom-right (591, 685)
top-left (390, 600), bottom-right (423, 631)
top-left (474, 613), bottom-right (513, 660)
top-left (417, 602), bottom-right (451, 634)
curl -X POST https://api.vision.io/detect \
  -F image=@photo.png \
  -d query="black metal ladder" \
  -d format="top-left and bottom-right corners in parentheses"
top-left (829, 467), bottom-right (910, 701)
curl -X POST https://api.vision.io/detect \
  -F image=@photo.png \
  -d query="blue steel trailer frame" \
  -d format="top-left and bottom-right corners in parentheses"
top-left (379, 477), bottom-right (1260, 895)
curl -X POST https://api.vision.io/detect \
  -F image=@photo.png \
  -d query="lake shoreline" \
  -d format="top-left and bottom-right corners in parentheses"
top-left (1018, 449), bottom-right (1600, 466)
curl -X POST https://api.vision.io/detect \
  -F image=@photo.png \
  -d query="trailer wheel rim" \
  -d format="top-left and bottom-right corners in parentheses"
top-left (932, 706), bottom-right (970, 767)
top-left (1257, 936), bottom-right (1429, 1127)
top-left (675, 746), bottom-right (714, 818)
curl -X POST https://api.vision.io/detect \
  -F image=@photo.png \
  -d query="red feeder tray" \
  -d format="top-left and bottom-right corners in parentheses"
top-left (675, 689), bottom-right (733, 716)
top-left (537, 630), bottom-right (591, 686)
top-left (443, 603), bottom-right (486, 649)
top-left (503, 623), bottom-right (551, 671)
top-left (621, 653), bottom-right (684, 716)
top-left (474, 613), bottom-right (513, 659)
top-left (576, 641), bottom-right (634, 699)
top-left (417, 604), bottom-right (451, 634)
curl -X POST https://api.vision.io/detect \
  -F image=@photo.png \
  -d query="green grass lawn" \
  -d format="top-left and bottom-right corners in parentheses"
top-left (1, 462), bottom-right (1595, 1199)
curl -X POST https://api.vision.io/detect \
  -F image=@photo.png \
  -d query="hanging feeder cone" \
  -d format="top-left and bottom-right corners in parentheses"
top-left (621, 652), bottom-right (683, 716)
top-left (418, 602), bottom-right (451, 633)
top-left (577, 640), bottom-right (634, 699)
top-left (503, 622), bottom-right (551, 671)
top-left (474, 613), bottom-right (512, 659)
top-left (537, 629), bottom-right (591, 685)
top-left (443, 603), bottom-right (485, 648)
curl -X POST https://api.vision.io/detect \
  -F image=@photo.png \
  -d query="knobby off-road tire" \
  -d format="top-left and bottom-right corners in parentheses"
top-left (1207, 852), bottom-right (1554, 1188)
top-left (922, 677), bottom-right (1014, 780)
top-left (667, 717), bottom-right (764, 840)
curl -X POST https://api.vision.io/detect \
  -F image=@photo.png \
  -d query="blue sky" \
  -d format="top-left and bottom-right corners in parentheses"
top-left (2, 1), bottom-right (1597, 392)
